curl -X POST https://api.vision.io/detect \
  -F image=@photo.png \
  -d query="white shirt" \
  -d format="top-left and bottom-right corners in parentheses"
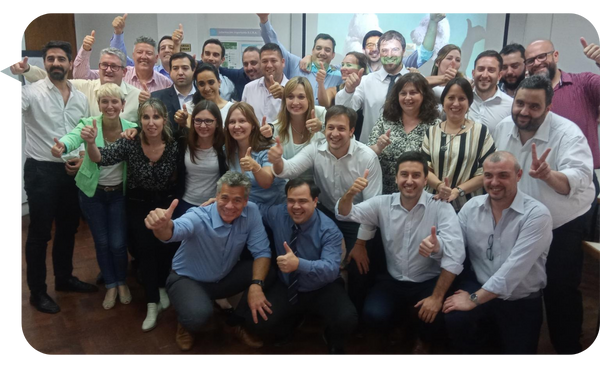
top-left (275, 137), bottom-right (383, 240)
top-left (494, 112), bottom-right (595, 228)
top-left (22, 78), bottom-right (89, 162)
top-left (174, 85), bottom-right (197, 111)
top-left (22, 65), bottom-right (140, 123)
top-left (335, 66), bottom-right (409, 143)
top-left (469, 87), bottom-right (513, 138)
top-left (336, 191), bottom-right (465, 282)
top-left (241, 75), bottom-right (289, 123)
top-left (458, 191), bottom-right (552, 300)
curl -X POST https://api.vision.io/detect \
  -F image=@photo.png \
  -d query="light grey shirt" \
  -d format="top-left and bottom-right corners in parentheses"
top-left (494, 112), bottom-right (595, 228)
top-left (336, 191), bottom-right (465, 282)
top-left (458, 191), bottom-right (552, 300)
top-left (241, 75), bottom-right (289, 123)
top-left (275, 137), bottom-right (382, 240)
top-left (469, 87), bottom-right (513, 138)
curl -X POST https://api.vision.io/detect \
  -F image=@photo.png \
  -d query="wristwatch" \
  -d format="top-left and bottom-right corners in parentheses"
top-left (469, 292), bottom-right (480, 306)
top-left (457, 187), bottom-right (466, 197)
top-left (250, 279), bottom-right (264, 288)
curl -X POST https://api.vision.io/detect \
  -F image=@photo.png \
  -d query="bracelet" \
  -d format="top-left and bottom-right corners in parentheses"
top-left (252, 166), bottom-right (262, 174)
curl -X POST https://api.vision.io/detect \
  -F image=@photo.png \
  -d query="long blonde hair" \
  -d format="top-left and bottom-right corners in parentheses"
top-left (275, 77), bottom-right (315, 146)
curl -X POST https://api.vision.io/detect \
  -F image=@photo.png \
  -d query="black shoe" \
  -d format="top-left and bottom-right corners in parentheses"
top-left (55, 276), bottom-right (99, 293)
top-left (30, 292), bottom-right (60, 314)
top-left (95, 271), bottom-right (104, 285)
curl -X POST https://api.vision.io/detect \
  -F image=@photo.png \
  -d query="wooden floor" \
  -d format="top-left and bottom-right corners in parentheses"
top-left (20, 215), bottom-right (600, 355)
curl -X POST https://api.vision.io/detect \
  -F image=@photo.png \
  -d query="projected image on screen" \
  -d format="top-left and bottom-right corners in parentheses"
top-left (317, 13), bottom-right (488, 76)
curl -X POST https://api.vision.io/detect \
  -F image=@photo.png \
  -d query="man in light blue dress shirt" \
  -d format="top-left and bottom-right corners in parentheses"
top-left (336, 151), bottom-right (465, 353)
top-left (443, 151), bottom-right (552, 353)
top-left (242, 178), bottom-right (357, 354)
top-left (145, 172), bottom-right (272, 350)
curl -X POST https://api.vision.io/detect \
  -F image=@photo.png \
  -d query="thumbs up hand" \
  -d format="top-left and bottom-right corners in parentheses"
top-left (316, 61), bottom-right (326, 84)
top-left (80, 119), bottom-right (98, 144)
top-left (434, 177), bottom-right (452, 201)
top-left (268, 75), bottom-right (284, 99)
top-left (375, 128), bottom-right (392, 153)
top-left (172, 24), bottom-right (184, 46)
top-left (419, 226), bottom-right (440, 257)
top-left (174, 103), bottom-right (189, 128)
top-left (305, 109), bottom-right (322, 134)
top-left (240, 147), bottom-right (260, 173)
top-left (581, 37), bottom-right (600, 64)
top-left (112, 14), bottom-right (128, 35)
top-left (138, 82), bottom-right (151, 104)
top-left (51, 138), bottom-right (66, 158)
top-left (277, 241), bottom-right (299, 273)
top-left (10, 56), bottom-right (30, 75)
top-left (347, 169), bottom-right (370, 196)
top-left (345, 68), bottom-right (364, 94)
top-left (259, 116), bottom-right (273, 138)
top-left (83, 30), bottom-right (95, 51)
top-left (145, 199), bottom-right (179, 230)
top-left (268, 136), bottom-right (284, 165)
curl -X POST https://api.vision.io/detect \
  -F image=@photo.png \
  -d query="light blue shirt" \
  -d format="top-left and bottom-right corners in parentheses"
top-left (264, 204), bottom-right (343, 292)
top-left (458, 191), bottom-right (552, 300)
top-left (260, 20), bottom-right (342, 105)
top-left (336, 191), bottom-right (465, 282)
top-left (110, 33), bottom-right (171, 80)
top-left (169, 201), bottom-right (271, 283)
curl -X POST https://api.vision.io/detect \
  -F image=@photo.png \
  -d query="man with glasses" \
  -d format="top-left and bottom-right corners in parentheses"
top-left (498, 43), bottom-right (526, 98)
top-left (443, 151), bottom-right (552, 354)
top-left (15, 33), bottom-right (141, 122)
top-left (493, 75), bottom-right (595, 354)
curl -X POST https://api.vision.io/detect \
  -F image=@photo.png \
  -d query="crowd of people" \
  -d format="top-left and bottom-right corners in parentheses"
top-left (15, 13), bottom-right (600, 354)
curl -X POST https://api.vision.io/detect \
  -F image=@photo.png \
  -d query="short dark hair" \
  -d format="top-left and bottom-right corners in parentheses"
top-left (169, 52), bottom-right (196, 70)
top-left (362, 30), bottom-right (382, 49)
top-left (42, 41), bottom-right (73, 61)
top-left (325, 105), bottom-right (357, 130)
top-left (243, 46), bottom-right (260, 55)
top-left (203, 39), bottom-right (225, 59)
top-left (192, 63), bottom-right (220, 105)
top-left (500, 43), bottom-right (525, 60)
top-left (345, 51), bottom-right (369, 72)
top-left (514, 74), bottom-right (554, 106)
top-left (441, 77), bottom-right (474, 107)
top-left (158, 35), bottom-right (173, 50)
top-left (395, 151), bottom-right (429, 176)
top-left (260, 43), bottom-right (283, 58)
top-left (474, 50), bottom-right (503, 70)
top-left (313, 33), bottom-right (336, 52)
top-left (378, 30), bottom-right (406, 53)
top-left (285, 178), bottom-right (321, 200)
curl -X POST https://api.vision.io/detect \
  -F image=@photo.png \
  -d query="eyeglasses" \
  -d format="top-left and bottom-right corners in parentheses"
top-left (487, 234), bottom-right (494, 261)
top-left (524, 51), bottom-right (554, 66)
top-left (365, 42), bottom-right (378, 50)
top-left (99, 63), bottom-right (124, 72)
top-left (193, 118), bottom-right (216, 126)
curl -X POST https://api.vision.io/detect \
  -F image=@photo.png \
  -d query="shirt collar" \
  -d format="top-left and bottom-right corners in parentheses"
top-left (473, 85), bottom-right (502, 103)
top-left (295, 207), bottom-right (319, 231)
top-left (393, 190), bottom-right (428, 211)
top-left (318, 137), bottom-right (358, 157)
top-left (209, 202), bottom-right (248, 229)
top-left (174, 84), bottom-right (196, 98)
top-left (557, 69), bottom-right (572, 88)
top-left (482, 190), bottom-right (526, 215)
top-left (43, 76), bottom-right (74, 92)
top-left (507, 113), bottom-right (551, 144)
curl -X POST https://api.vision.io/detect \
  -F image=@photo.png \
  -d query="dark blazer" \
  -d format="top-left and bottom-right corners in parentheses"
top-left (151, 86), bottom-right (183, 132)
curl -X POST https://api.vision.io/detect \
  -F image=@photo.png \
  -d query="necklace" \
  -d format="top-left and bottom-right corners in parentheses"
top-left (291, 125), bottom-right (304, 139)
top-left (440, 121), bottom-right (467, 152)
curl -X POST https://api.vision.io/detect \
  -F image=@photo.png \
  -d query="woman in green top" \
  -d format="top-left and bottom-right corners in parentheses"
top-left (51, 83), bottom-right (137, 310)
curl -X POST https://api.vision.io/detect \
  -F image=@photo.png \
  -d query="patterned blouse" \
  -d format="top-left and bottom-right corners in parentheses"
top-left (99, 137), bottom-right (180, 192)
top-left (368, 115), bottom-right (440, 194)
top-left (421, 120), bottom-right (496, 211)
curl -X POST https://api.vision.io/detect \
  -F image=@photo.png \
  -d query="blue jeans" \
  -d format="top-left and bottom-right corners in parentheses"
top-left (79, 188), bottom-right (128, 289)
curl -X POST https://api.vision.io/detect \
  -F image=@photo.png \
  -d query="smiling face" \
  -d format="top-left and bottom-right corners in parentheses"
top-left (193, 109), bottom-right (217, 141)
top-left (98, 95), bottom-right (124, 120)
top-left (286, 184), bottom-right (317, 225)
top-left (44, 48), bottom-right (72, 81)
top-left (325, 114), bottom-right (354, 157)
top-left (483, 157), bottom-right (522, 204)
top-left (398, 82), bottom-right (423, 115)
top-left (170, 57), bottom-right (194, 90)
top-left (286, 84), bottom-right (309, 117)
top-left (202, 43), bottom-right (224, 68)
top-left (140, 106), bottom-right (165, 139)
top-left (340, 54), bottom-right (360, 81)
top-left (436, 49), bottom-right (461, 76)
top-left (396, 161), bottom-right (426, 204)
top-left (472, 56), bottom-right (501, 96)
top-left (227, 108), bottom-right (253, 143)
top-left (158, 38), bottom-right (174, 68)
top-left (242, 50), bottom-right (262, 80)
top-left (216, 184), bottom-right (248, 224)
top-left (260, 50), bottom-right (285, 83)
top-left (133, 42), bottom-right (157, 72)
top-left (98, 53), bottom-right (124, 85)
top-left (511, 88), bottom-right (551, 132)
top-left (196, 70), bottom-right (221, 101)
top-left (442, 84), bottom-right (470, 121)
top-left (312, 38), bottom-right (335, 65)
top-left (364, 35), bottom-right (380, 63)
top-left (500, 52), bottom-right (526, 90)
top-left (525, 40), bottom-right (558, 81)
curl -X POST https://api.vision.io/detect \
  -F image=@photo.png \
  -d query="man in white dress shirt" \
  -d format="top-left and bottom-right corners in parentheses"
top-left (269, 105), bottom-right (383, 315)
top-left (443, 151), bottom-right (552, 353)
top-left (493, 75), bottom-right (595, 354)
top-left (469, 50), bottom-right (513, 138)
top-left (336, 150), bottom-right (465, 352)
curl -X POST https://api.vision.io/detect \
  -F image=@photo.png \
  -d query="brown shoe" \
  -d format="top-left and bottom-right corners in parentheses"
top-left (175, 323), bottom-right (195, 351)
top-left (225, 325), bottom-right (264, 348)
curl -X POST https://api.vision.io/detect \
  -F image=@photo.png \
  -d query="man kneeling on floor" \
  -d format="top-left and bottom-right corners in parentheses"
top-left (145, 171), bottom-right (271, 351)
top-left (242, 178), bottom-right (358, 354)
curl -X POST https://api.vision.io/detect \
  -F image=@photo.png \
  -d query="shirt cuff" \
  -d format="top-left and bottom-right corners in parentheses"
top-left (417, 44), bottom-right (434, 66)
top-left (297, 258), bottom-right (311, 274)
top-left (357, 224), bottom-right (376, 241)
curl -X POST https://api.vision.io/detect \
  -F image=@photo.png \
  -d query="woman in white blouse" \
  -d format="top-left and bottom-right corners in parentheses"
top-left (189, 63), bottom-right (234, 122)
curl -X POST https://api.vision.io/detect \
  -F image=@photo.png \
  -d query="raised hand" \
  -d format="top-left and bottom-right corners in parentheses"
top-left (51, 138), bottom-right (66, 158)
top-left (144, 199), bottom-right (179, 230)
top-left (259, 116), bottom-right (273, 138)
top-left (10, 56), bottom-right (29, 75)
top-left (376, 129), bottom-right (392, 151)
top-left (299, 54), bottom-right (312, 73)
top-left (316, 61), bottom-right (326, 84)
top-left (581, 37), bottom-right (600, 64)
top-left (172, 24), bottom-right (184, 46)
top-left (83, 30), bottom-right (95, 51)
top-left (112, 14), bottom-right (128, 35)
top-left (344, 68), bottom-right (364, 93)
top-left (268, 137), bottom-right (284, 164)
top-left (443, 67), bottom-right (458, 83)
top-left (268, 75), bottom-right (283, 99)
top-left (407, 67), bottom-right (421, 74)
top-left (174, 103), bottom-right (189, 128)
top-left (257, 13), bottom-right (270, 24)
top-left (529, 143), bottom-right (552, 181)
top-left (430, 13), bottom-right (446, 23)
top-left (277, 241), bottom-right (299, 273)
top-left (419, 226), bottom-right (440, 258)
top-left (139, 82), bottom-right (150, 104)
top-left (348, 169), bottom-right (369, 196)
top-left (240, 147), bottom-right (260, 173)
top-left (434, 177), bottom-right (452, 200)
top-left (80, 119), bottom-right (98, 144)
top-left (305, 109), bottom-right (322, 133)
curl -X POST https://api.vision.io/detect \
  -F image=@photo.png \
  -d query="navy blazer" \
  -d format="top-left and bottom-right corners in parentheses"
top-left (151, 86), bottom-right (182, 132)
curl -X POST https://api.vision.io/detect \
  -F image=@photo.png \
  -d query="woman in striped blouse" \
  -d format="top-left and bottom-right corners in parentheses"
top-left (421, 77), bottom-right (495, 211)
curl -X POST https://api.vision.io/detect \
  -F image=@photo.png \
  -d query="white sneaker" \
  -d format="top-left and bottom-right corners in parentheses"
top-left (142, 303), bottom-right (163, 332)
top-left (159, 288), bottom-right (170, 310)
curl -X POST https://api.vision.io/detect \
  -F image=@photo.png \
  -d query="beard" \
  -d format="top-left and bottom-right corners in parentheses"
top-left (48, 67), bottom-right (67, 81)
top-left (501, 70), bottom-right (526, 90)
top-left (511, 112), bottom-right (546, 132)
top-left (530, 61), bottom-right (557, 81)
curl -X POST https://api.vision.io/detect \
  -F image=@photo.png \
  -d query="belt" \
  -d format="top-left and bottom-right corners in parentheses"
top-left (97, 183), bottom-right (123, 192)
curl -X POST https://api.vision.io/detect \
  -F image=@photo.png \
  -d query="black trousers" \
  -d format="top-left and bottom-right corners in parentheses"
top-left (24, 158), bottom-right (81, 294)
